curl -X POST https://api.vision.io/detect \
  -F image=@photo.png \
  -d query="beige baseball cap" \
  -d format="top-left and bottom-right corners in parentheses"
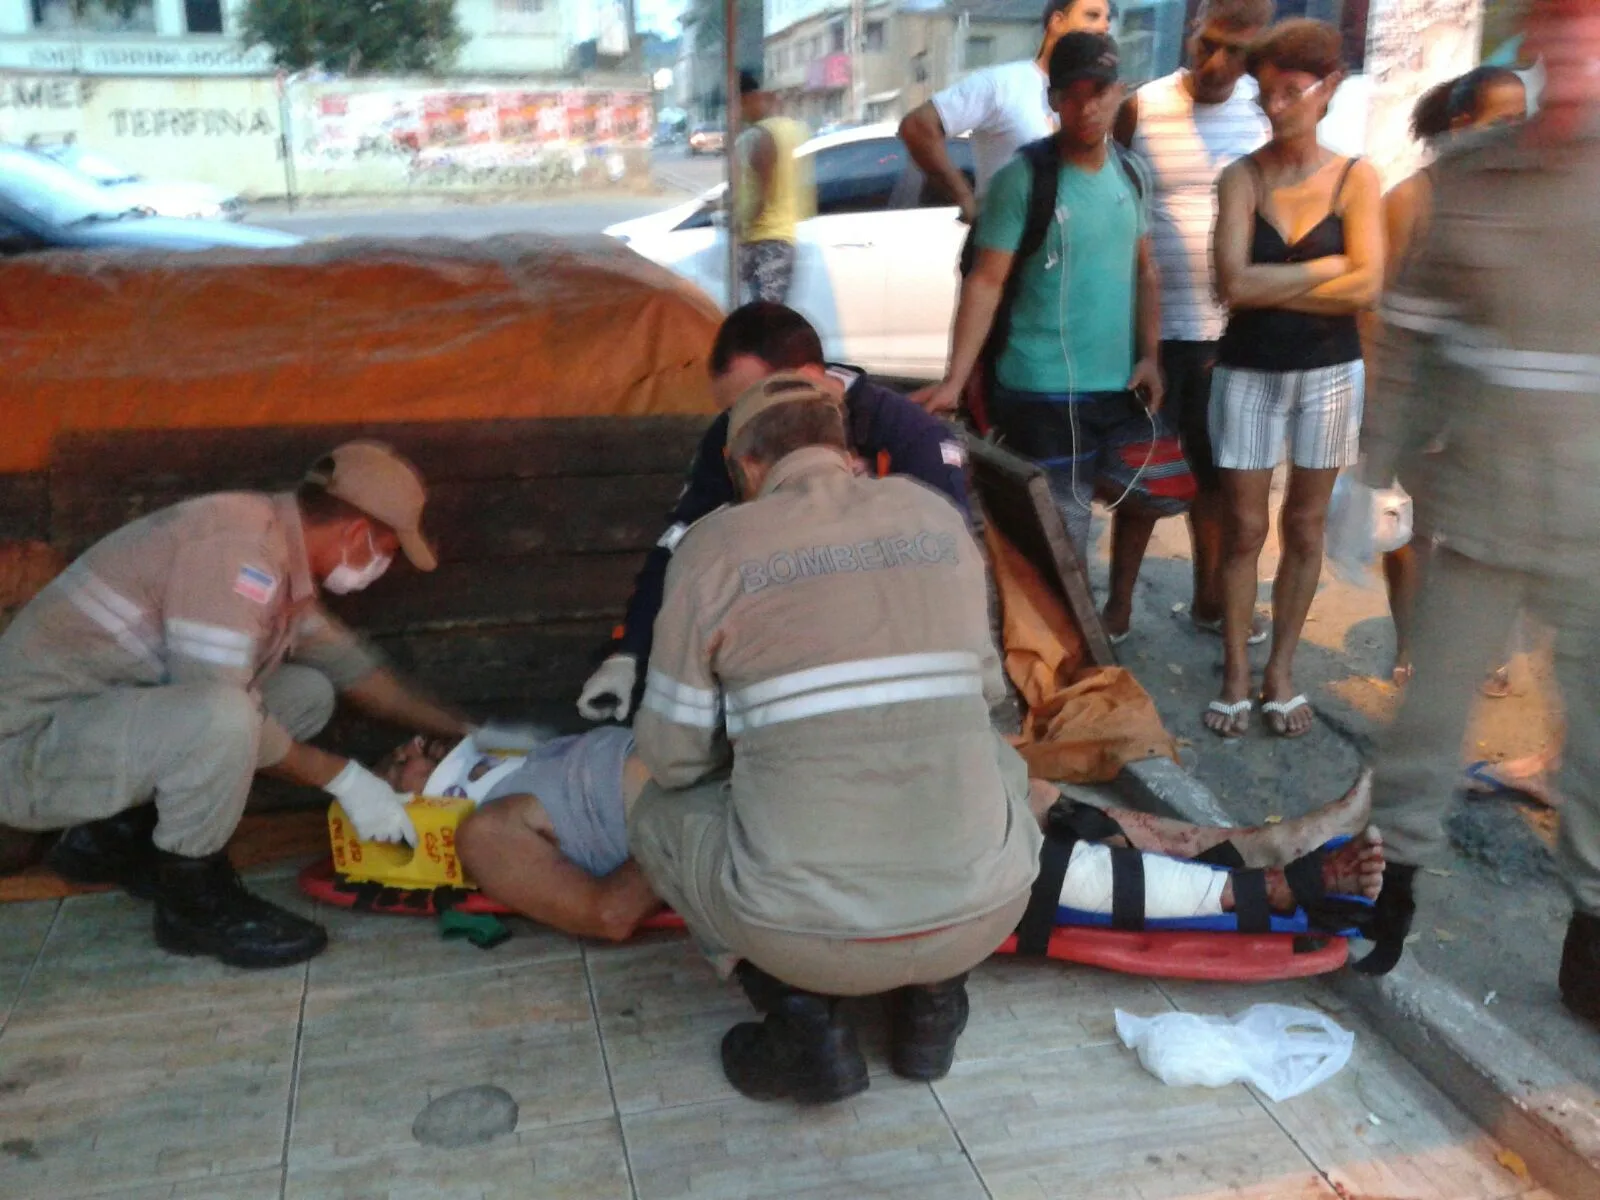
top-left (726, 372), bottom-right (840, 447)
top-left (307, 441), bottom-right (437, 572)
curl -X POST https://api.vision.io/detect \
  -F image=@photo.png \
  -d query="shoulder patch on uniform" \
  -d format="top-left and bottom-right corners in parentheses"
top-left (940, 440), bottom-right (966, 468)
top-left (234, 564), bottom-right (278, 605)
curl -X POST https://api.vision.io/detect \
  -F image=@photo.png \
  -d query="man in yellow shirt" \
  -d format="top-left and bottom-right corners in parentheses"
top-left (735, 71), bottom-right (814, 304)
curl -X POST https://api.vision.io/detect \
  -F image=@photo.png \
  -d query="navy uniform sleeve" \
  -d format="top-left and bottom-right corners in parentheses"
top-left (848, 379), bottom-right (971, 518)
top-left (616, 411), bottom-right (738, 664)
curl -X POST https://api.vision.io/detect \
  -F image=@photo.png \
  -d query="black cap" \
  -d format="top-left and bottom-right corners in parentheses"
top-left (739, 70), bottom-right (762, 95)
top-left (1048, 32), bottom-right (1120, 89)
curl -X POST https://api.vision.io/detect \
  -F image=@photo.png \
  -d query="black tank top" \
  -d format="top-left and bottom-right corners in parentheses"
top-left (1218, 156), bottom-right (1364, 371)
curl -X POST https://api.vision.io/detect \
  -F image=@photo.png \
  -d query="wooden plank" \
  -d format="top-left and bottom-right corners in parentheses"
top-left (368, 619), bottom-right (617, 705)
top-left (965, 434), bottom-right (1116, 668)
top-left (0, 472), bottom-right (48, 542)
top-left (49, 416), bottom-right (709, 495)
top-left (327, 553), bottom-right (643, 633)
top-left (50, 473), bottom-right (687, 562)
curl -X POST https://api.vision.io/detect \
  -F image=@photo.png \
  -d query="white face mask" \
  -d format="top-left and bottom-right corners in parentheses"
top-left (323, 531), bottom-right (393, 595)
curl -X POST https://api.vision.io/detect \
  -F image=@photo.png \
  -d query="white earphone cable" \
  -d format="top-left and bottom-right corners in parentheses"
top-left (1054, 140), bottom-right (1156, 517)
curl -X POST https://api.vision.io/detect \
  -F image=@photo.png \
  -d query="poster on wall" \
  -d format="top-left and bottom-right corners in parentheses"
top-left (293, 83), bottom-right (653, 190)
top-left (1362, 0), bottom-right (1485, 186)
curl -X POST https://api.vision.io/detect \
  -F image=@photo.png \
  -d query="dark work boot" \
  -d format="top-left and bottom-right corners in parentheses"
top-left (153, 850), bottom-right (327, 969)
top-left (888, 974), bottom-right (970, 1082)
top-left (45, 805), bottom-right (160, 898)
top-left (721, 964), bottom-right (869, 1104)
top-left (1559, 911), bottom-right (1600, 1029)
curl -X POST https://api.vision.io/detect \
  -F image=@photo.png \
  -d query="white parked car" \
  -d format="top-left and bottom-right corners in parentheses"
top-left (33, 144), bottom-right (243, 222)
top-left (606, 124), bottom-right (975, 381)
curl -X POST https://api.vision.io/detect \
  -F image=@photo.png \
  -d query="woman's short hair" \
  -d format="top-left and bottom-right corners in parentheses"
top-left (1247, 17), bottom-right (1344, 79)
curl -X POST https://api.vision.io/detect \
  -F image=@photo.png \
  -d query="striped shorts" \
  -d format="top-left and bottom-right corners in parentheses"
top-left (1209, 361), bottom-right (1365, 471)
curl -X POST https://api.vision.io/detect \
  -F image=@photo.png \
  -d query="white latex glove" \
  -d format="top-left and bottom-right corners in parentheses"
top-left (470, 722), bottom-right (552, 753)
top-left (577, 653), bottom-right (638, 722)
top-left (325, 761), bottom-right (417, 846)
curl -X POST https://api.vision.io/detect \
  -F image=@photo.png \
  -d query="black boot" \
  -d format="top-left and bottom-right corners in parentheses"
top-left (888, 974), bottom-right (969, 1081)
top-left (721, 964), bottom-right (869, 1104)
top-left (45, 805), bottom-right (160, 898)
top-left (153, 850), bottom-right (327, 969)
top-left (1559, 911), bottom-right (1600, 1028)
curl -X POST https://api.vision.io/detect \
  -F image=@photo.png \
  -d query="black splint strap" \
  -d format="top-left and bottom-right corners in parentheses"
top-left (1108, 846), bottom-right (1146, 932)
top-left (1286, 848), bottom-right (1376, 934)
top-left (1044, 798), bottom-right (1126, 844)
top-left (1015, 828), bottom-right (1073, 956)
top-left (1195, 839), bottom-right (1247, 870)
top-left (1230, 869), bottom-right (1273, 934)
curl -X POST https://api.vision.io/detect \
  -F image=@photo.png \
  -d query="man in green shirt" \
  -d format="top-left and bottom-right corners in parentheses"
top-left (917, 33), bottom-right (1189, 643)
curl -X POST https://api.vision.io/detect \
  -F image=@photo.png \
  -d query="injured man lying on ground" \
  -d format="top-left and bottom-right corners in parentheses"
top-left (379, 728), bottom-right (1385, 943)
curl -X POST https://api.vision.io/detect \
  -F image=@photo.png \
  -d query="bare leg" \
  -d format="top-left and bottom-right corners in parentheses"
top-left (1206, 467), bottom-right (1274, 736)
top-left (1261, 465), bottom-right (1340, 736)
top-left (1188, 488), bottom-right (1228, 623)
top-left (1102, 503), bottom-right (1160, 640)
top-left (1383, 541), bottom-right (1424, 682)
top-left (458, 795), bottom-right (662, 941)
top-left (1030, 770), bottom-right (1374, 867)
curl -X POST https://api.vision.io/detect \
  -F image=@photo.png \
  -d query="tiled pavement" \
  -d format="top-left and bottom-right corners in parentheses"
top-left (0, 866), bottom-right (1557, 1200)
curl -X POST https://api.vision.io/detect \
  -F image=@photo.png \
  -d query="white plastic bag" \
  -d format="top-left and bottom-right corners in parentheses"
top-left (1114, 1004), bottom-right (1354, 1102)
top-left (1326, 472), bottom-right (1414, 586)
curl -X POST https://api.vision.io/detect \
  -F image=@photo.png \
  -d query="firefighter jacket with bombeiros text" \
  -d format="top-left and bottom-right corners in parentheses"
top-left (0, 493), bottom-right (383, 766)
top-left (634, 446), bottom-right (1041, 939)
top-left (615, 367), bottom-right (971, 668)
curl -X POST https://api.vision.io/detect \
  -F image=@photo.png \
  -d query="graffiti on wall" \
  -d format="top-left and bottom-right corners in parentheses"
top-left (296, 86), bottom-right (654, 189)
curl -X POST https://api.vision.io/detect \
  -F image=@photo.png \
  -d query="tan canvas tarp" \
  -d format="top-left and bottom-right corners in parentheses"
top-left (985, 522), bottom-right (1177, 782)
top-left (0, 233), bottom-right (724, 475)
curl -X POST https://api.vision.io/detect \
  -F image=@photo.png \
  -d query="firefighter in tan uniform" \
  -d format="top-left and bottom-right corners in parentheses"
top-left (629, 376), bottom-right (1042, 1103)
top-left (0, 443), bottom-right (475, 968)
top-left (1352, 0), bottom-right (1600, 1029)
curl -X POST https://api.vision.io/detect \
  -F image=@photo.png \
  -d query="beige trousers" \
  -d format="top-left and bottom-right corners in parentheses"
top-left (0, 665), bottom-right (335, 857)
top-left (1370, 548), bottom-right (1600, 915)
top-left (629, 777), bottom-right (1031, 994)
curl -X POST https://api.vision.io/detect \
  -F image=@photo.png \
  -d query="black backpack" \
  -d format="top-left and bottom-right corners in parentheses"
top-left (969, 136), bottom-right (1147, 429)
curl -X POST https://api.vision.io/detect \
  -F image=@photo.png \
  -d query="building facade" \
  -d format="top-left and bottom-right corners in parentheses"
top-left (0, 0), bottom-right (625, 78)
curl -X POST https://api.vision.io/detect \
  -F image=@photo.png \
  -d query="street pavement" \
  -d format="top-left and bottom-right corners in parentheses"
top-left (1081, 478), bottom-right (1599, 1091)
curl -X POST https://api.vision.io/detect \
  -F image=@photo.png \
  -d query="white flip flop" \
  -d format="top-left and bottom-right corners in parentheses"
top-left (1260, 694), bottom-right (1313, 739)
top-left (1204, 698), bottom-right (1252, 739)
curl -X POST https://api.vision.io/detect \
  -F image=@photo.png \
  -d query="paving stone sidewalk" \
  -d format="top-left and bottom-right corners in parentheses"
top-left (0, 863), bottom-right (1557, 1200)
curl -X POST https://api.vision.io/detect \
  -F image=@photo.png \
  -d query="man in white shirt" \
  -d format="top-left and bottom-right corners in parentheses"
top-left (1112, 0), bottom-right (1273, 641)
top-left (899, 0), bottom-right (1114, 272)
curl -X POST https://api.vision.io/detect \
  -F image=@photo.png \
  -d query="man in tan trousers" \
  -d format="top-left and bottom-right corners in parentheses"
top-left (1354, 0), bottom-right (1600, 1030)
top-left (630, 375), bottom-right (1042, 1104)
top-left (0, 443), bottom-right (482, 968)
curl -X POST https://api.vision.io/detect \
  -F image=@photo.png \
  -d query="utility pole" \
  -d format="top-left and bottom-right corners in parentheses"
top-left (724, 0), bottom-right (741, 310)
top-left (849, 0), bottom-right (866, 123)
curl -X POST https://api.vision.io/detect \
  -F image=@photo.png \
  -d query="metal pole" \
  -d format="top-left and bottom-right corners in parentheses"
top-left (723, 0), bottom-right (741, 311)
top-left (849, 0), bottom-right (865, 123)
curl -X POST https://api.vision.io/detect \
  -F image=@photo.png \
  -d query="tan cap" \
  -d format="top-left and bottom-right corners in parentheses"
top-left (306, 441), bottom-right (437, 572)
top-left (726, 372), bottom-right (839, 448)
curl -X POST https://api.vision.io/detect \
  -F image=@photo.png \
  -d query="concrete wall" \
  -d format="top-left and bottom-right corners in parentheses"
top-left (286, 78), bottom-right (654, 196)
top-left (0, 72), bottom-right (285, 195)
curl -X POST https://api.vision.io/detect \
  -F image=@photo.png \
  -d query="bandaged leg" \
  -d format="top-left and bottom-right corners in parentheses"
top-left (1059, 842), bottom-right (1228, 919)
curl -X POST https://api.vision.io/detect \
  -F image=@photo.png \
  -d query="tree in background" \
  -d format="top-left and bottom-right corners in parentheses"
top-left (241, 0), bottom-right (464, 74)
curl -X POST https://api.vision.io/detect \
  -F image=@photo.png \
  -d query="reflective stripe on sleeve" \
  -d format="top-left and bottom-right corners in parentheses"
top-left (657, 522), bottom-right (690, 552)
top-left (63, 570), bottom-right (160, 667)
top-left (165, 618), bottom-right (256, 670)
top-left (723, 651), bottom-right (985, 735)
top-left (640, 668), bottom-right (723, 728)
